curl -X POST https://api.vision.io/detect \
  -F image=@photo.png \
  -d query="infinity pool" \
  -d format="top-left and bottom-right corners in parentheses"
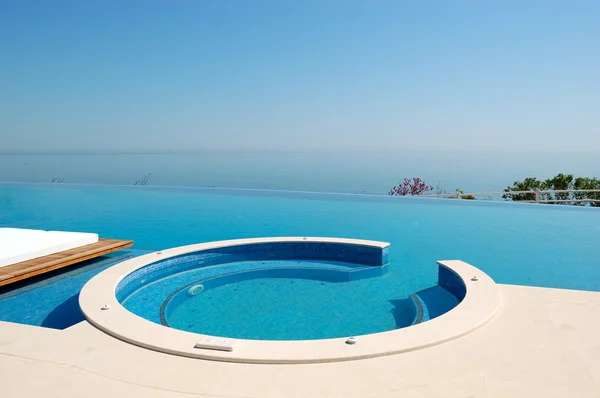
top-left (1, 183), bottom-right (600, 334)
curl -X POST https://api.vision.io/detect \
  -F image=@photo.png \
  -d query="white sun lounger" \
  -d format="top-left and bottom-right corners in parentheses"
top-left (0, 228), bottom-right (99, 268)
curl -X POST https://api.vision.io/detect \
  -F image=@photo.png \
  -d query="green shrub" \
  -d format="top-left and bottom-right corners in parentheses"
top-left (504, 174), bottom-right (599, 206)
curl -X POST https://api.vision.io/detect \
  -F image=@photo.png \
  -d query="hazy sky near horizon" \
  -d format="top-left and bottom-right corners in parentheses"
top-left (1, 1), bottom-right (599, 153)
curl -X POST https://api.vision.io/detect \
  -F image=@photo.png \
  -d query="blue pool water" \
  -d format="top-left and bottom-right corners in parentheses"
top-left (0, 249), bottom-right (150, 328)
top-left (164, 274), bottom-right (458, 340)
top-left (113, 239), bottom-right (459, 339)
top-left (170, 276), bottom-right (413, 340)
top-left (1, 183), bottom-right (600, 335)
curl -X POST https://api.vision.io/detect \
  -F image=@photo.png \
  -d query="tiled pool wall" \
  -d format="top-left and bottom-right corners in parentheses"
top-left (438, 264), bottom-right (467, 301)
top-left (116, 241), bottom-right (389, 302)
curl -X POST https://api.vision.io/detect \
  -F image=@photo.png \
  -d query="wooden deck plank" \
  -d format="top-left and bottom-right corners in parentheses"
top-left (7, 240), bottom-right (133, 275)
top-left (0, 238), bottom-right (133, 288)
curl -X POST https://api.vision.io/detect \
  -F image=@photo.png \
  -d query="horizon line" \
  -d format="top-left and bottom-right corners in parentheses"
top-left (2, 149), bottom-right (600, 156)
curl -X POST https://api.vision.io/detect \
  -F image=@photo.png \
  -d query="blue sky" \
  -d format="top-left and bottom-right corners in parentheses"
top-left (1, 1), bottom-right (599, 153)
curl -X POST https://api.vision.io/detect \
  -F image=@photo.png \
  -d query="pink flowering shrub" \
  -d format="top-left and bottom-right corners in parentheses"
top-left (388, 178), bottom-right (434, 196)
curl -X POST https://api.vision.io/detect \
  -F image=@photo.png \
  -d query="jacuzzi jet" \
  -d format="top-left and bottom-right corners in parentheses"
top-left (187, 284), bottom-right (204, 296)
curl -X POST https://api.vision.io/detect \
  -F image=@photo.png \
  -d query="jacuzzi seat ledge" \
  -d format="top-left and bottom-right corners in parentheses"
top-left (79, 237), bottom-right (502, 364)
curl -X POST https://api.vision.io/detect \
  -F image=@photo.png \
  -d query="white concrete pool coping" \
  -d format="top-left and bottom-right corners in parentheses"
top-left (79, 237), bottom-right (502, 363)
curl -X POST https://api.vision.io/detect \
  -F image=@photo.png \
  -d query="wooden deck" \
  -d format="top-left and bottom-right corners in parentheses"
top-left (0, 238), bottom-right (133, 288)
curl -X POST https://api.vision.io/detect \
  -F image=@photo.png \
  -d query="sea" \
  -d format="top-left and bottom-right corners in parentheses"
top-left (0, 151), bottom-right (598, 195)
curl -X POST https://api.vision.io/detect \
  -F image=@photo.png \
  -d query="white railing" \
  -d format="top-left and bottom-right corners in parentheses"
top-left (423, 189), bottom-right (600, 204)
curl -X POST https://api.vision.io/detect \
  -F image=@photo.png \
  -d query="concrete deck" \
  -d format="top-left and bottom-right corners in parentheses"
top-left (1, 284), bottom-right (600, 397)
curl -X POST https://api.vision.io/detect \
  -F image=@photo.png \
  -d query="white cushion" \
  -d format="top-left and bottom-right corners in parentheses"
top-left (0, 228), bottom-right (99, 268)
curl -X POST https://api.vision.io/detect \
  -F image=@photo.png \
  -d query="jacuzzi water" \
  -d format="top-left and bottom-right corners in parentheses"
top-left (1, 183), bottom-right (600, 338)
top-left (170, 276), bottom-right (417, 340)
top-left (118, 256), bottom-right (455, 340)
top-left (166, 276), bottom-right (457, 340)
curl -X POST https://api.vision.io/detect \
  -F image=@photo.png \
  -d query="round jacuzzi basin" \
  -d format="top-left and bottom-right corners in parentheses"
top-left (121, 259), bottom-right (457, 340)
top-left (80, 237), bottom-right (500, 363)
top-left (116, 242), bottom-right (458, 340)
